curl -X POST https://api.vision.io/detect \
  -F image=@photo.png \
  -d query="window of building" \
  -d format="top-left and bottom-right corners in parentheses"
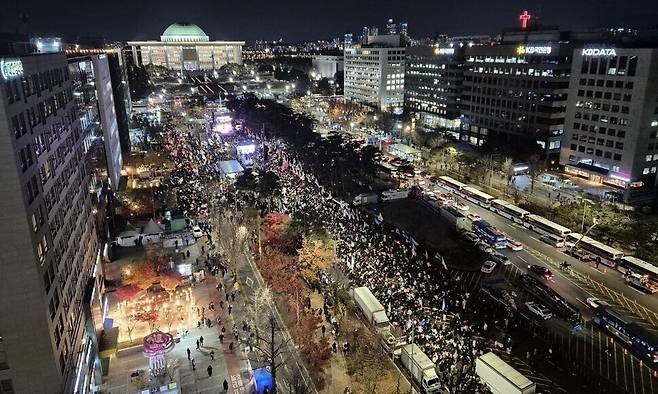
top-left (628, 56), bottom-right (637, 76)
top-left (617, 130), bottom-right (626, 138)
top-left (604, 151), bottom-right (612, 159)
top-left (595, 149), bottom-right (603, 157)
top-left (615, 142), bottom-right (624, 149)
top-left (613, 153), bottom-right (622, 161)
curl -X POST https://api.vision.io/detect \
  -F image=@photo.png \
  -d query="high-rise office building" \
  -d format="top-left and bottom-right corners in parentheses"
top-left (344, 35), bottom-right (405, 111)
top-left (560, 47), bottom-right (658, 202)
top-left (405, 45), bottom-right (465, 134)
top-left (460, 41), bottom-right (574, 158)
top-left (344, 33), bottom-right (353, 49)
top-left (0, 51), bottom-right (105, 393)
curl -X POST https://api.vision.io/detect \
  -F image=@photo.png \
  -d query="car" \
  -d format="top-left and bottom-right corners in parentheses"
top-left (467, 213), bottom-right (481, 222)
top-left (464, 232), bottom-right (480, 243)
top-left (454, 202), bottom-right (470, 211)
top-left (507, 239), bottom-right (523, 251)
top-left (586, 297), bottom-right (611, 309)
top-left (525, 301), bottom-right (553, 320)
top-left (490, 252), bottom-right (511, 266)
top-left (192, 226), bottom-right (204, 238)
top-left (481, 260), bottom-right (497, 274)
top-left (528, 264), bottom-right (554, 280)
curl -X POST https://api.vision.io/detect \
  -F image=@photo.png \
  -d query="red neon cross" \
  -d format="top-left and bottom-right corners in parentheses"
top-left (519, 10), bottom-right (532, 29)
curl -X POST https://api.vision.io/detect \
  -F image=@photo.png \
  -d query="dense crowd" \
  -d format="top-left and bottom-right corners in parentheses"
top-left (159, 110), bottom-right (505, 393)
top-left (263, 145), bottom-right (493, 393)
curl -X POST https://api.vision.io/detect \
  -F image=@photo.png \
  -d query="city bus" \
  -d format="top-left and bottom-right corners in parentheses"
top-left (566, 233), bottom-right (624, 267)
top-left (437, 176), bottom-right (467, 194)
top-left (593, 306), bottom-right (658, 364)
top-left (462, 186), bottom-right (495, 208)
top-left (618, 256), bottom-right (658, 293)
top-left (524, 214), bottom-right (571, 238)
top-left (490, 199), bottom-right (530, 224)
top-left (473, 220), bottom-right (507, 249)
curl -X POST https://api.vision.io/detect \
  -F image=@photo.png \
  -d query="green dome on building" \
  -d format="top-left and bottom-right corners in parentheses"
top-left (161, 22), bottom-right (209, 42)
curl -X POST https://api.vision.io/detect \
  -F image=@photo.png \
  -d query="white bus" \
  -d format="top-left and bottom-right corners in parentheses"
top-left (490, 199), bottom-right (530, 224)
top-left (462, 186), bottom-right (495, 208)
top-left (438, 176), bottom-right (467, 194)
top-left (524, 214), bottom-right (571, 238)
top-left (566, 233), bottom-right (624, 266)
top-left (618, 256), bottom-right (658, 280)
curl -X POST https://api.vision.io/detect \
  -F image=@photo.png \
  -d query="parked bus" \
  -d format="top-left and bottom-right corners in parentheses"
top-left (618, 256), bottom-right (658, 293)
top-left (524, 214), bottom-right (571, 238)
top-left (438, 176), bottom-right (467, 194)
top-left (593, 306), bottom-right (658, 364)
top-left (473, 220), bottom-right (507, 249)
top-left (566, 233), bottom-right (624, 267)
top-left (462, 186), bottom-right (495, 208)
top-left (490, 199), bottom-right (530, 224)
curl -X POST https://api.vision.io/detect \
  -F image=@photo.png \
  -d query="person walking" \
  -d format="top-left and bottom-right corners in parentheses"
top-left (196, 339), bottom-right (200, 350)
top-left (321, 325), bottom-right (326, 337)
top-left (200, 336), bottom-right (204, 346)
top-left (228, 304), bottom-right (233, 315)
top-left (210, 350), bottom-right (215, 361)
top-left (223, 379), bottom-right (229, 392)
top-left (219, 333), bottom-right (224, 343)
top-left (191, 358), bottom-right (196, 371)
top-left (207, 365), bottom-right (213, 377)
top-left (229, 342), bottom-right (234, 352)
top-left (187, 348), bottom-right (191, 360)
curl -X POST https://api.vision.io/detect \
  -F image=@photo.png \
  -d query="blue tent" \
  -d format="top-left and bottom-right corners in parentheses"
top-left (253, 367), bottom-right (273, 394)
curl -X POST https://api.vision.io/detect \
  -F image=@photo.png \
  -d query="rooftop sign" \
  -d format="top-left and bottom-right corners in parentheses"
top-left (582, 48), bottom-right (617, 57)
top-left (516, 45), bottom-right (552, 55)
top-left (434, 48), bottom-right (455, 55)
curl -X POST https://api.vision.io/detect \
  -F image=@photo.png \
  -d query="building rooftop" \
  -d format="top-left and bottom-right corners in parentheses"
top-left (161, 22), bottom-right (209, 42)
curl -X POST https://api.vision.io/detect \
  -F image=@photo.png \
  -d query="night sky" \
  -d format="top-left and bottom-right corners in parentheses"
top-left (3, 0), bottom-right (658, 43)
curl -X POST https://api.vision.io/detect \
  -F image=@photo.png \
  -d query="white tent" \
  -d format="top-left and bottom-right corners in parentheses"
top-left (141, 219), bottom-right (164, 244)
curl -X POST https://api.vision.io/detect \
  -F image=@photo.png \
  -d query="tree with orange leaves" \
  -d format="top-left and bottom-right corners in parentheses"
top-left (297, 233), bottom-right (336, 282)
top-left (134, 310), bottom-right (160, 332)
top-left (115, 285), bottom-right (142, 302)
top-left (123, 261), bottom-right (158, 290)
top-left (159, 272), bottom-right (182, 293)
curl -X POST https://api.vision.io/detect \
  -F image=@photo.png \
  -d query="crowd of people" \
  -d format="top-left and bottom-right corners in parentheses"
top-left (258, 142), bottom-right (496, 393)
top-left (157, 105), bottom-right (523, 393)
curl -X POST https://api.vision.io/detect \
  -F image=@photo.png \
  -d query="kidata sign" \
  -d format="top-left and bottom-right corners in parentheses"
top-left (582, 48), bottom-right (617, 57)
top-left (1, 59), bottom-right (23, 80)
top-left (517, 45), bottom-right (552, 55)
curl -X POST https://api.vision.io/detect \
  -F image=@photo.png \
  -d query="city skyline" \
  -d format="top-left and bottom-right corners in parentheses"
top-left (2, 0), bottom-right (658, 42)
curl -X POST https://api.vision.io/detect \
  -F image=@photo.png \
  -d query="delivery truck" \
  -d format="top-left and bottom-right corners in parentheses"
top-left (350, 287), bottom-right (406, 356)
top-left (380, 189), bottom-right (409, 202)
top-left (475, 352), bottom-right (536, 394)
top-left (353, 192), bottom-right (379, 206)
top-left (399, 344), bottom-right (442, 394)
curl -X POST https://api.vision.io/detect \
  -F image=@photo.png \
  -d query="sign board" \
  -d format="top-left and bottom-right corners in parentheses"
top-left (517, 45), bottom-right (552, 55)
top-left (1, 59), bottom-right (23, 80)
top-left (582, 48), bottom-right (617, 57)
top-left (434, 48), bottom-right (455, 55)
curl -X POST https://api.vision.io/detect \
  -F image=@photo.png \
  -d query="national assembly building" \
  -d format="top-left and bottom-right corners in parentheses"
top-left (127, 22), bottom-right (244, 72)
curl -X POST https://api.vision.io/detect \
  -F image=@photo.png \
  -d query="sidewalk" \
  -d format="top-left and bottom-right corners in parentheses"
top-left (102, 236), bottom-right (252, 393)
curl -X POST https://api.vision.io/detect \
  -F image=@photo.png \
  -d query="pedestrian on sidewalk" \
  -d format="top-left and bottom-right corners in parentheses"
top-left (200, 336), bottom-right (204, 346)
top-left (210, 350), bottom-right (215, 361)
top-left (223, 379), bottom-right (229, 392)
top-left (196, 340), bottom-right (200, 350)
top-left (192, 358), bottom-right (196, 371)
top-left (228, 304), bottom-right (233, 315)
top-left (187, 348), bottom-right (191, 360)
top-left (321, 325), bottom-right (326, 337)
top-left (225, 293), bottom-right (230, 302)
top-left (231, 292), bottom-right (236, 302)
top-left (219, 333), bottom-right (224, 343)
top-left (207, 365), bottom-right (213, 377)
top-left (229, 342), bottom-right (234, 352)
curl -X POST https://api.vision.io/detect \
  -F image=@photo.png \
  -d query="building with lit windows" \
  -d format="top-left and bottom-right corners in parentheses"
top-left (559, 47), bottom-right (658, 202)
top-left (0, 51), bottom-right (106, 394)
top-left (127, 22), bottom-right (244, 73)
top-left (404, 45), bottom-right (464, 133)
top-left (312, 55), bottom-right (344, 79)
top-left (460, 40), bottom-right (574, 159)
top-left (344, 36), bottom-right (405, 111)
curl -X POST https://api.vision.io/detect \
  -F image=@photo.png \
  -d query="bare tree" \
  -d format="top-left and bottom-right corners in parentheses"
top-left (501, 157), bottom-right (514, 194)
top-left (217, 214), bottom-right (251, 270)
top-left (165, 359), bottom-right (180, 383)
top-left (288, 368), bottom-right (310, 394)
top-left (528, 154), bottom-right (545, 194)
top-left (252, 313), bottom-right (291, 394)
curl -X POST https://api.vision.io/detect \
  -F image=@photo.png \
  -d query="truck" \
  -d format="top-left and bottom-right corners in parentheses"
top-left (399, 344), bottom-right (442, 394)
top-left (350, 287), bottom-right (390, 329)
top-left (380, 189), bottom-right (409, 202)
top-left (440, 205), bottom-right (470, 232)
top-left (350, 287), bottom-right (406, 356)
top-left (476, 352), bottom-right (536, 394)
top-left (352, 192), bottom-right (379, 206)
